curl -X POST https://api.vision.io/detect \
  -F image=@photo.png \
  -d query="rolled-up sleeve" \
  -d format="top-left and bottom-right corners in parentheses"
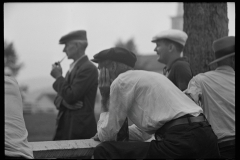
top-left (184, 76), bottom-right (203, 107)
top-left (97, 78), bottom-right (134, 142)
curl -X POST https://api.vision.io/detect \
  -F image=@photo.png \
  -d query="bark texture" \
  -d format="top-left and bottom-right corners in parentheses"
top-left (183, 3), bottom-right (228, 75)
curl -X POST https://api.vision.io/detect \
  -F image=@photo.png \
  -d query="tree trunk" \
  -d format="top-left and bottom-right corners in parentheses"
top-left (183, 3), bottom-right (228, 75)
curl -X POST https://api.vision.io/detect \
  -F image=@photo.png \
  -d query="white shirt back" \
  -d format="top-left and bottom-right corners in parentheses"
top-left (5, 76), bottom-right (34, 159)
top-left (186, 66), bottom-right (235, 142)
top-left (97, 70), bottom-right (203, 142)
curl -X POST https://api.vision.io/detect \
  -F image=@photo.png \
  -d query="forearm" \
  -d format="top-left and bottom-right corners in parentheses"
top-left (101, 96), bottom-right (109, 112)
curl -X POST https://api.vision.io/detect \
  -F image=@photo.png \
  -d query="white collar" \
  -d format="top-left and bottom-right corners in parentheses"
top-left (69, 55), bottom-right (86, 72)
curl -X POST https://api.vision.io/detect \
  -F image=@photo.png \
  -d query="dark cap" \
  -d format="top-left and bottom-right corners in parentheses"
top-left (209, 36), bottom-right (235, 65)
top-left (91, 47), bottom-right (137, 68)
top-left (59, 30), bottom-right (87, 44)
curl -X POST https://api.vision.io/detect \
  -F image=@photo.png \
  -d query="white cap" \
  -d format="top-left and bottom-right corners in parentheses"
top-left (152, 29), bottom-right (188, 46)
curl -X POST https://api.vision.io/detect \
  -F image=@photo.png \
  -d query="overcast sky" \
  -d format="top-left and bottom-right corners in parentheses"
top-left (4, 2), bottom-right (235, 91)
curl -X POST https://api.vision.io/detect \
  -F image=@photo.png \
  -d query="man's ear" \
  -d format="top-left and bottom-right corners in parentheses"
top-left (168, 43), bottom-right (174, 52)
top-left (111, 62), bottom-right (117, 73)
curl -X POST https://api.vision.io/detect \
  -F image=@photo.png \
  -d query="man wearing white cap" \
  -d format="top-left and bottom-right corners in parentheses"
top-left (152, 29), bottom-right (192, 91)
top-left (184, 36), bottom-right (235, 159)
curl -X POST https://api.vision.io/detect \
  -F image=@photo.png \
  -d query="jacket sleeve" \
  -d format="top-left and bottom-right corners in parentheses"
top-left (53, 64), bottom-right (98, 104)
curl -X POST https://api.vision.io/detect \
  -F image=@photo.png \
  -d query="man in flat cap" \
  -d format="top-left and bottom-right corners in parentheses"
top-left (50, 30), bottom-right (98, 140)
top-left (184, 36), bottom-right (235, 159)
top-left (91, 47), bottom-right (220, 159)
top-left (152, 29), bottom-right (192, 91)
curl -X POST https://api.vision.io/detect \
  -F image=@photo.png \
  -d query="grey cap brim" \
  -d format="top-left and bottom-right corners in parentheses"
top-left (208, 52), bottom-right (235, 66)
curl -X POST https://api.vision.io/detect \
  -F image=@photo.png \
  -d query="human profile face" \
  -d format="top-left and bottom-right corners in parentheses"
top-left (154, 40), bottom-right (170, 64)
top-left (63, 42), bottom-right (78, 59)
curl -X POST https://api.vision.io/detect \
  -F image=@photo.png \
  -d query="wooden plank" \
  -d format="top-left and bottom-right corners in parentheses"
top-left (29, 139), bottom-right (101, 159)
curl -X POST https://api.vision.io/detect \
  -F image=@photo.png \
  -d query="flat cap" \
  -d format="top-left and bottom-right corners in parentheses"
top-left (59, 30), bottom-right (87, 44)
top-left (91, 47), bottom-right (137, 68)
top-left (151, 29), bottom-right (188, 46)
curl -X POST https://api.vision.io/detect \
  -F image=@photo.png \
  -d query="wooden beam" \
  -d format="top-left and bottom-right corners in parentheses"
top-left (29, 139), bottom-right (101, 159)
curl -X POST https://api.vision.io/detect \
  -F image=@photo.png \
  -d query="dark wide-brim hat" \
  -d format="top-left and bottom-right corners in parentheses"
top-left (91, 47), bottom-right (137, 68)
top-left (59, 30), bottom-right (87, 44)
top-left (209, 36), bottom-right (235, 66)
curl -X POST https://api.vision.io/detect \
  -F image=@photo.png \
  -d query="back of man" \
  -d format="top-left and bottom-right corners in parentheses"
top-left (91, 47), bottom-right (220, 159)
top-left (185, 36), bottom-right (235, 159)
top-left (5, 76), bottom-right (34, 159)
top-left (166, 56), bottom-right (192, 90)
top-left (193, 68), bottom-right (235, 141)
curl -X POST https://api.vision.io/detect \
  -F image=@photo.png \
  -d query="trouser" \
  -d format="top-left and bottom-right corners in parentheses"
top-left (219, 144), bottom-right (235, 159)
top-left (93, 121), bottom-right (220, 159)
top-left (5, 155), bottom-right (27, 159)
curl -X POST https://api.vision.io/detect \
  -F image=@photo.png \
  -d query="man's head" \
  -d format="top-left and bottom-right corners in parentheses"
top-left (209, 36), bottom-right (235, 69)
top-left (91, 47), bottom-right (137, 81)
top-left (59, 30), bottom-right (88, 60)
top-left (151, 29), bottom-right (188, 64)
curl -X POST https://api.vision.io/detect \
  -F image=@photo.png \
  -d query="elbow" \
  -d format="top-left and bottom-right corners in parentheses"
top-left (63, 94), bottom-right (78, 104)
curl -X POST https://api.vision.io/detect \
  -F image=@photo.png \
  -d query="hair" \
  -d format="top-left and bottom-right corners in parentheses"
top-left (101, 60), bottom-right (133, 76)
top-left (70, 40), bottom-right (88, 50)
top-left (160, 38), bottom-right (184, 53)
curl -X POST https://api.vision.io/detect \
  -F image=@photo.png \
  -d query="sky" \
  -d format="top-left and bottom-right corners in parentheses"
top-left (4, 2), bottom-right (235, 91)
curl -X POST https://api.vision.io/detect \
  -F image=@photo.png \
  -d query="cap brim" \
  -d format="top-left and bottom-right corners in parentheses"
top-left (91, 59), bottom-right (100, 63)
top-left (208, 52), bottom-right (235, 66)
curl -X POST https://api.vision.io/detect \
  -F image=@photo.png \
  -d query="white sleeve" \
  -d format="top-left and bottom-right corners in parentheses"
top-left (184, 76), bottom-right (203, 107)
top-left (97, 78), bottom-right (132, 142)
top-left (129, 124), bottom-right (153, 141)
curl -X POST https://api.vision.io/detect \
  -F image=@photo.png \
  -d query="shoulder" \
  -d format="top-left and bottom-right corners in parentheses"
top-left (191, 72), bottom-right (212, 84)
top-left (172, 60), bottom-right (190, 69)
top-left (5, 76), bottom-right (19, 87)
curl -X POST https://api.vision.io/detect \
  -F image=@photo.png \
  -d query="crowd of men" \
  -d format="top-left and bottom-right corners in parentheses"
top-left (5, 29), bottom-right (235, 159)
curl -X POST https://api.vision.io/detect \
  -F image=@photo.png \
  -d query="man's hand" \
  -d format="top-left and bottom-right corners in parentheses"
top-left (99, 67), bottom-right (111, 112)
top-left (99, 67), bottom-right (111, 98)
top-left (50, 63), bottom-right (63, 79)
top-left (91, 133), bottom-right (100, 141)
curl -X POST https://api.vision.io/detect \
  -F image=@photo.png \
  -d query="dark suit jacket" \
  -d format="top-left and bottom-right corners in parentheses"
top-left (52, 55), bottom-right (98, 140)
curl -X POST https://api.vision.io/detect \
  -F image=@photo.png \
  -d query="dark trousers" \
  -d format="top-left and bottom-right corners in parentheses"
top-left (93, 122), bottom-right (220, 159)
top-left (5, 155), bottom-right (27, 159)
top-left (219, 144), bottom-right (235, 159)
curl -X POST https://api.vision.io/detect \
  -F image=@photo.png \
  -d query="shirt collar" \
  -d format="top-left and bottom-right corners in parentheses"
top-left (215, 65), bottom-right (234, 72)
top-left (164, 57), bottom-right (188, 72)
top-left (69, 55), bottom-right (86, 72)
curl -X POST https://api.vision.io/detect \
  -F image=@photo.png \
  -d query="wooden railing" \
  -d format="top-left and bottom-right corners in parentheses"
top-left (29, 139), bottom-right (100, 159)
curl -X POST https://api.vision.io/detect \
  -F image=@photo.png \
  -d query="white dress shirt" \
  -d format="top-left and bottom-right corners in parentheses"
top-left (184, 66), bottom-right (235, 143)
top-left (97, 70), bottom-right (203, 142)
top-left (5, 76), bottom-right (34, 159)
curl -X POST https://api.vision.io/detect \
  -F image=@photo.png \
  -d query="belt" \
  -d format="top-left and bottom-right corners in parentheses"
top-left (218, 140), bottom-right (235, 149)
top-left (155, 114), bottom-right (207, 140)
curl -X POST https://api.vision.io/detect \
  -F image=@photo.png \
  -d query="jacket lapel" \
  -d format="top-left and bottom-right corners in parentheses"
top-left (67, 56), bottom-right (89, 83)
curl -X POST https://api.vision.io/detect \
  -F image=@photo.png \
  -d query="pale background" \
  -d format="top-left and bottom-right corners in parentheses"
top-left (4, 2), bottom-right (235, 92)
